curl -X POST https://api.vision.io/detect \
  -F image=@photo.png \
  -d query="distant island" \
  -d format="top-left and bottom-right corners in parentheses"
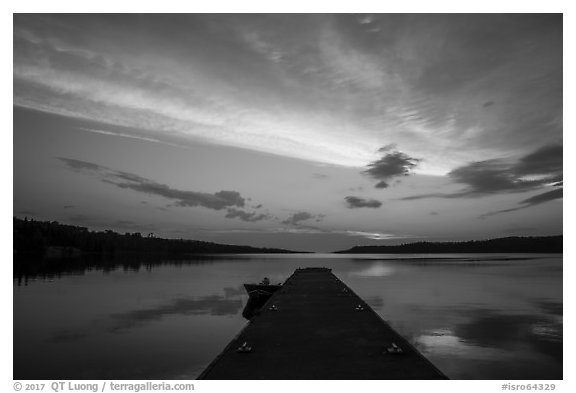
top-left (13, 217), bottom-right (304, 258)
top-left (334, 235), bottom-right (562, 254)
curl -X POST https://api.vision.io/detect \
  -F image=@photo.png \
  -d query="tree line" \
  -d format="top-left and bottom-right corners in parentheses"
top-left (13, 216), bottom-right (298, 259)
top-left (335, 235), bottom-right (563, 254)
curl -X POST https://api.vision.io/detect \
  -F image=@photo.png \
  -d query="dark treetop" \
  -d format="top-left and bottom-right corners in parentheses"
top-left (13, 217), bottom-right (304, 258)
top-left (334, 236), bottom-right (562, 254)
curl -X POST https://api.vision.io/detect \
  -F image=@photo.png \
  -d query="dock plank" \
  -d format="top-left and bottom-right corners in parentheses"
top-left (198, 267), bottom-right (447, 379)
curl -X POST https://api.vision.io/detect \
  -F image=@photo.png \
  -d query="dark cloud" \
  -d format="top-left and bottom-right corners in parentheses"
top-left (113, 181), bottom-right (245, 210)
top-left (344, 196), bottom-right (382, 209)
top-left (312, 173), bottom-right (329, 179)
top-left (402, 144), bottom-right (562, 200)
top-left (450, 144), bottom-right (562, 195)
top-left (282, 211), bottom-right (324, 225)
top-left (58, 157), bottom-right (249, 211)
top-left (63, 205), bottom-right (74, 209)
top-left (514, 144), bottom-right (563, 176)
top-left (480, 188), bottom-right (563, 218)
top-left (482, 101), bottom-right (495, 108)
top-left (58, 157), bottom-right (102, 171)
top-left (363, 149), bottom-right (421, 188)
top-left (522, 188), bottom-right (563, 206)
top-left (225, 208), bottom-right (270, 222)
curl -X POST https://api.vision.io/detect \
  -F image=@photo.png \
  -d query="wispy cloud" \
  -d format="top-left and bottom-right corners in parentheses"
top-left (58, 158), bottom-right (271, 222)
top-left (79, 127), bottom-right (180, 148)
top-left (13, 23), bottom-right (374, 168)
top-left (344, 231), bottom-right (417, 240)
top-left (480, 188), bottom-right (563, 218)
top-left (199, 226), bottom-right (416, 241)
top-left (14, 15), bottom-right (562, 174)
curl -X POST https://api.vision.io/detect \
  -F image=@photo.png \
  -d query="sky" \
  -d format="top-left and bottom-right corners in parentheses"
top-left (13, 14), bottom-right (563, 252)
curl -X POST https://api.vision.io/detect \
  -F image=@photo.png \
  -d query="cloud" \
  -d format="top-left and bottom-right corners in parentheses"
top-left (513, 144), bottom-right (563, 177)
top-left (14, 15), bottom-right (562, 176)
top-left (363, 149), bottom-right (421, 188)
top-left (282, 211), bottom-right (324, 225)
top-left (78, 127), bottom-right (181, 148)
top-left (402, 144), bottom-right (562, 200)
top-left (225, 208), bottom-right (270, 222)
top-left (112, 181), bottom-right (245, 210)
top-left (344, 196), bottom-right (382, 209)
top-left (450, 144), bottom-right (562, 195)
top-left (344, 231), bottom-right (415, 240)
top-left (522, 188), bottom-right (563, 206)
top-left (58, 157), bottom-right (102, 171)
top-left (13, 22), bottom-right (377, 169)
top-left (448, 160), bottom-right (533, 194)
top-left (480, 188), bottom-right (563, 218)
top-left (57, 158), bottom-right (265, 215)
top-left (199, 227), bottom-right (417, 241)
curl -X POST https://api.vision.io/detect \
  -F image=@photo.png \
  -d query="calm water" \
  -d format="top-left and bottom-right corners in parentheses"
top-left (13, 254), bottom-right (562, 380)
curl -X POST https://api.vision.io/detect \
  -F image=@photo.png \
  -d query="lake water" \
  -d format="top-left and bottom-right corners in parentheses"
top-left (13, 253), bottom-right (562, 380)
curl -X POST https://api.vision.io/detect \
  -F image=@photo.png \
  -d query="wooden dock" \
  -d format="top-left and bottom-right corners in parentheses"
top-left (198, 267), bottom-right (447, 379)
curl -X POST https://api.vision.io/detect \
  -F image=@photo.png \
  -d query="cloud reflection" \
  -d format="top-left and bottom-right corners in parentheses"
top-left (109, 295), bottom-right (243, 332)
top-left (454, 312), bottom-right (562, 363)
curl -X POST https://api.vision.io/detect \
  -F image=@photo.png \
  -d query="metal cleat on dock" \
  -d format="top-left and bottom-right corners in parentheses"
top-left (236, 341), bottom-right (253, 353)
top-left (386, 342), bottom-right (403, 354)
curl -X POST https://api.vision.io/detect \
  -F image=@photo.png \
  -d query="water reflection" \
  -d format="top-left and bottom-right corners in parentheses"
top-left (416, 328), bottom-right (500, 357)
top-left (349, 262), bottom-right (396, 277)
top-left (14, 253), bottom-right (562, 379)
top-left (13, 255), bottom-right (241, 285)
top-left (109, 296), bottom-right (244, 332)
